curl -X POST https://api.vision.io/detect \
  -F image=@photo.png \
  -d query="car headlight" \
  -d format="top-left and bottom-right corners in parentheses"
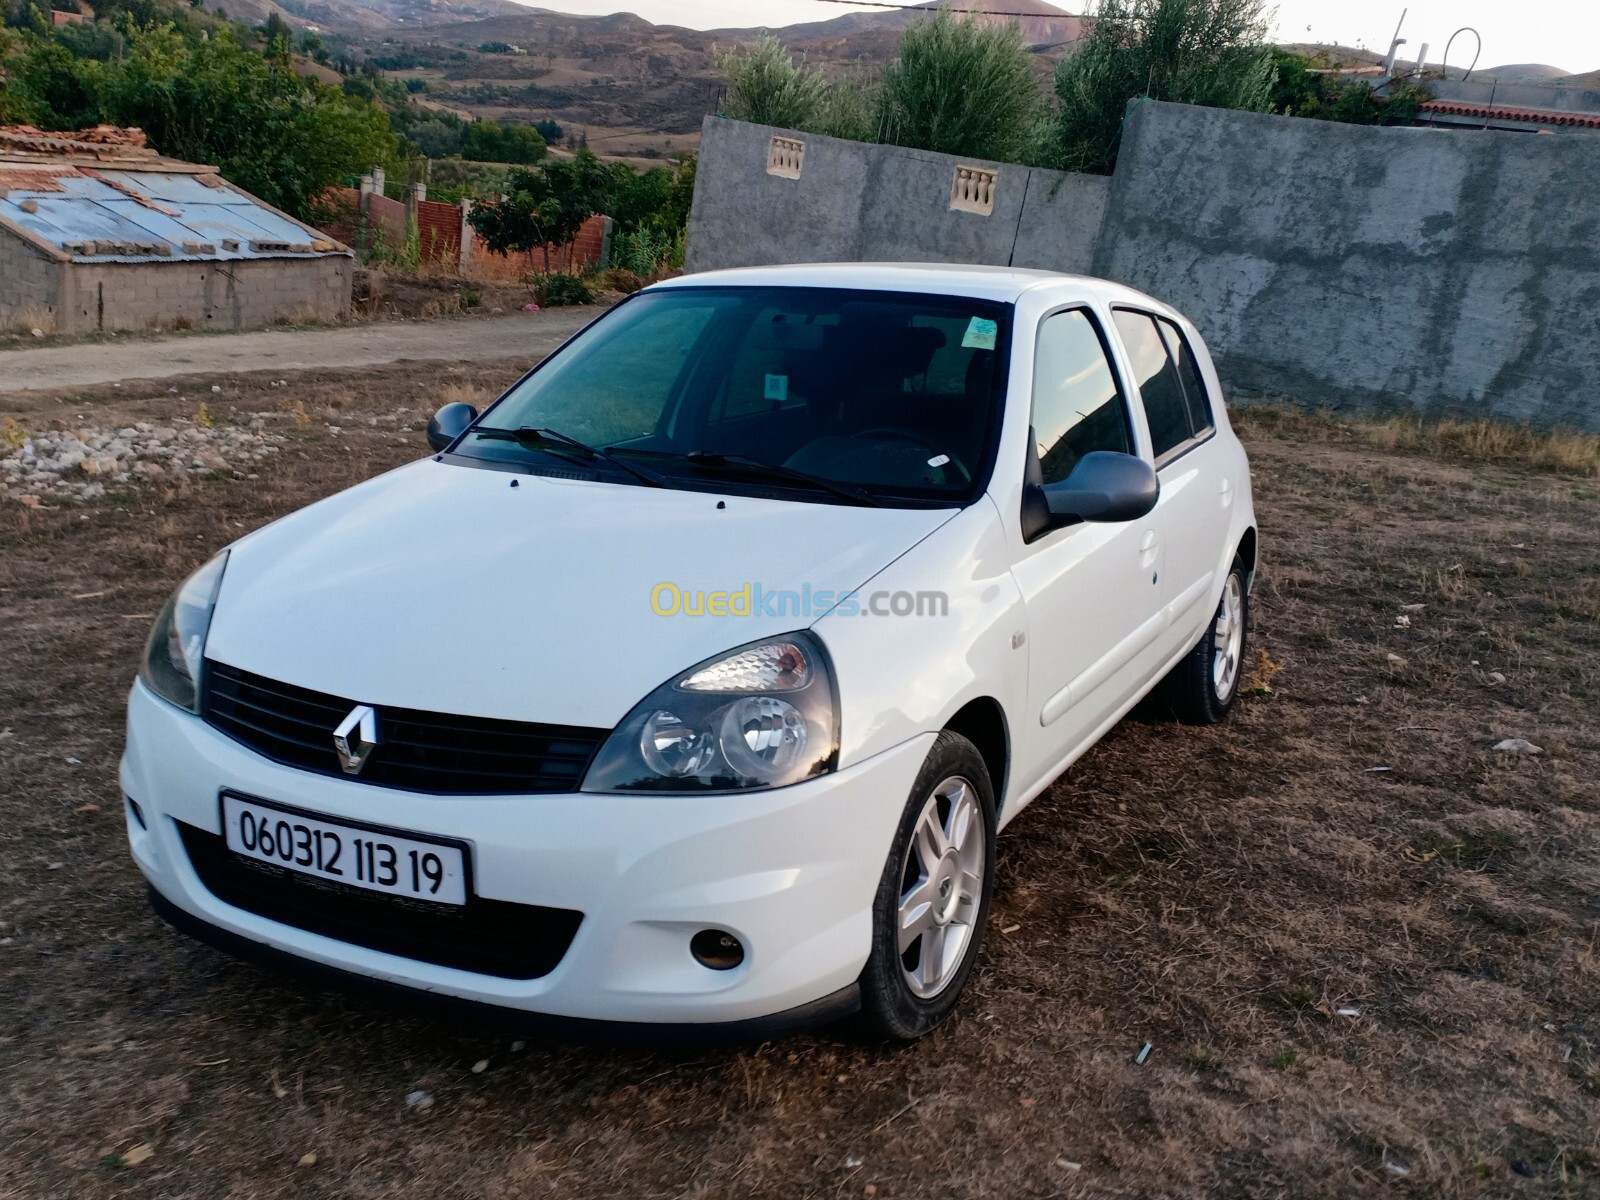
top-left (139, 550), bottom-right (229, 713)
top-left (581, 632), bottom-right (839, 793)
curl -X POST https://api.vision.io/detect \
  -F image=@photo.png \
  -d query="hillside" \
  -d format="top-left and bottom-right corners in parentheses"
top-left (200, 0), bottom-right (532, 35)
top-left (371, 1), bottom-right (1083, 158)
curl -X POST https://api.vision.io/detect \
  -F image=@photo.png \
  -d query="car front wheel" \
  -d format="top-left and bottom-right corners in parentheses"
top-left (858, 730), bottom-right (996, 1040)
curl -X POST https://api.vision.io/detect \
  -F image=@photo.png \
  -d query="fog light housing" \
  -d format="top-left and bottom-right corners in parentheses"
top-left (125, 796), bottom-right (146, 830)
top-left (690, 928), bottom-right (745, 971)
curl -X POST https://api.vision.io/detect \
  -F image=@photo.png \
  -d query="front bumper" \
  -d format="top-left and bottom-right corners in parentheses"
top-left (123, 680), bottom-right (933, 1027)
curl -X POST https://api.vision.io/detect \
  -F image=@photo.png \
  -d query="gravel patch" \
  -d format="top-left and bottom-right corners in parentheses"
top-left (2, 415), bottom-right (287, 506)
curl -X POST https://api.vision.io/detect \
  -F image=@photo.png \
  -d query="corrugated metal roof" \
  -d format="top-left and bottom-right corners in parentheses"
top-left (0, 162), bottom-right (348, 262)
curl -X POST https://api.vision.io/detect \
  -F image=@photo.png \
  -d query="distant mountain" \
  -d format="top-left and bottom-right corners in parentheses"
top-left (744, 0), bottom-right (1084, 49)
top-left (204, 0), bottom-right (533, 35)
top-left (373, 3), bottom-right (1085, 160)
top-left (1478, 63), bottom-right (1574, 79)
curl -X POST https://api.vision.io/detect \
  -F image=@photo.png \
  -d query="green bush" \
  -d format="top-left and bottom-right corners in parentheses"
top-left (718, 34), bottom-right (830, 132)
top-left (878, 8), bottom-right (1044, 162)
top-left (1269, 48), bottom-right (1431, 125)
top-left (1051, 0), bottom-right (1277, 174)
top-left (532, 272), bottom-right (594, 307)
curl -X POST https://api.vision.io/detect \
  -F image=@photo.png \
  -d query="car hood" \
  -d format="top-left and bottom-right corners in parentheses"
top-left (207, 459), bottom-right (956, 728)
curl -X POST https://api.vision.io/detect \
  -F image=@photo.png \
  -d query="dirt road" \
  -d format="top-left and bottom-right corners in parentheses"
top-left (0, 309), bottom-right (597, 392)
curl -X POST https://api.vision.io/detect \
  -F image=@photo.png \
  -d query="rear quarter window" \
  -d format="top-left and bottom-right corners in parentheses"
top-left (1158, 318), bottom-right (1216, 438)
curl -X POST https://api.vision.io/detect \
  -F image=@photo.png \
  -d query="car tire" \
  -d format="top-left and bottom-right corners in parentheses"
top-left (858, 730), bottom-right (996, 1041)
top-left (1159, 555), bottom-right (1250, 725)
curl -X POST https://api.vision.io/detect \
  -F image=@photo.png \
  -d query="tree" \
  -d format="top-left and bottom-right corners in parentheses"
top-left (461, 118), bottom-right (545, 164)
top-left (259, 10), bottom-right (291, 50)
top-left (1050, 0), bottom-right (1277, 174)
top-left (467, 148), bottom-right (612, 271)
top-left (718, 33), bottom-right (829, 132)
top-left (877, 8), bottom-right (1043, 162)
top-left (7, 23), bottom-right (398, 219)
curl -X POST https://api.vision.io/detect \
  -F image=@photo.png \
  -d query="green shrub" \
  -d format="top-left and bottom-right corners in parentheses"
top-left (878, 8), bottom-right (1045, 163)
top-left (1051, 0), bottom-right (1277, 174)
top-left (718, 34), bottom-right (831, 132)
top-left (717, 34), bottom-right (877, 141)
top-left (532, 272), bottom-right (594, 307)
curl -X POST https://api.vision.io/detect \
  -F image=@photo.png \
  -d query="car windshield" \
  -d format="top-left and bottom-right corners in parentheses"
top-left (456, 286), bottom-right (1012, 506)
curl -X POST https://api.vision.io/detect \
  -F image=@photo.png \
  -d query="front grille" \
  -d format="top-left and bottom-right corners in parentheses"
top-left (178, 823), bottom-right (583, 979)
top-left (203, 662), bottom-right (607, 796)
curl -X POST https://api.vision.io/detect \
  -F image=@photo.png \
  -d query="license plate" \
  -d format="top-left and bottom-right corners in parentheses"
top-left (221, 794), bottom-right (468, 906)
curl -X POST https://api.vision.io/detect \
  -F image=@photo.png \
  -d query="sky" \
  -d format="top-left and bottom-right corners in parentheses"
top-left (520, 0), bottom-right (1600, 73)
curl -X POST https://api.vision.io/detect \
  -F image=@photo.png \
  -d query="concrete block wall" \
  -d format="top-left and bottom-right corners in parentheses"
top-left (686, 117), bottom-right (1109, 275)
top-left (53, 255), bottom-right (351, 334)
top-left (687, 107), bottom-right (1600, 430)
top-left (0, 232), bottom-right (67, 331)
top-left (1096, 100), bottom-right (1600, 429)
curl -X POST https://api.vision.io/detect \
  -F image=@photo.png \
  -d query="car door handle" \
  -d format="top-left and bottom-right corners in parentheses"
top-left (1140, 530), bottom-right (1158, 552)
top-left (1219, 477), bottom-right (1234, 507)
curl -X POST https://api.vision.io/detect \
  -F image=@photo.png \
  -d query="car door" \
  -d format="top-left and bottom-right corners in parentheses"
top-left (1008, 306), bottom-right (1168, 781)
top-left (1110, 308), bottom-right (1232, 656)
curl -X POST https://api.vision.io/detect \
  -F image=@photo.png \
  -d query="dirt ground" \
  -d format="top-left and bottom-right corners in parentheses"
top-left (1, 362), bottom-right (1597, 1199)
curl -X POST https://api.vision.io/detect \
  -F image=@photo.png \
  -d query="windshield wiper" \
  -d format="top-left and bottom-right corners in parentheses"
top-left (683, 451), bottom-right (880, 507)
top-left (473, 426), bottom-right (665, 488)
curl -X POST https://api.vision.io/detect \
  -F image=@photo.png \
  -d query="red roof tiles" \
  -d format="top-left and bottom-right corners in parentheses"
top-left (1419, 101), bottom-right (1600, 130)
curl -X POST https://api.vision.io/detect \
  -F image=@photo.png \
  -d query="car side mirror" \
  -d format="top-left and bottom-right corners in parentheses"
top-left (426, 402), bottom-right (478, 453)
top-left (1040, 451), bottom-right (1160, 525)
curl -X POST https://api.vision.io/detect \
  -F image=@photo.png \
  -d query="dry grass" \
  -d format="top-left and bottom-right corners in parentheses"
top-left (1, 368), bottom-right (1597, 1198)
top-left (1237, 402), bottom-right (1600, 478)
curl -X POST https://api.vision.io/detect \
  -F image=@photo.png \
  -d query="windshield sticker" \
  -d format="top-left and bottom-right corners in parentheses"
top-left (927, 454), bottom-right (951, 468)
top-left (962, 317), bottom-right (998, 351)
top-left (764, 373), bottom-right (789, 402)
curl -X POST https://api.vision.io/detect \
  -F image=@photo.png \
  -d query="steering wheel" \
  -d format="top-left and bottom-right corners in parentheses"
top-left (857, 428), bottom-right (972, 483)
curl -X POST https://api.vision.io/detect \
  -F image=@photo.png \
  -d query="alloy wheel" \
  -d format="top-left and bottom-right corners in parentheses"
top-left (1212, 572), bottom-right (1245, 702)
top-left (897, 775), bottom-right (985, 999)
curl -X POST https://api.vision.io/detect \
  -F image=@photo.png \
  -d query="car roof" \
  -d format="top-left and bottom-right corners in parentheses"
top-left (652, 262), bottom-right (1137, 306)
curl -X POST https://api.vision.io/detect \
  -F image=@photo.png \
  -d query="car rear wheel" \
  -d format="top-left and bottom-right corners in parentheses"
top-left (858, 730), bottom-right (996, 1040)
top-left (1159, 556), bottom-right (1249, 725)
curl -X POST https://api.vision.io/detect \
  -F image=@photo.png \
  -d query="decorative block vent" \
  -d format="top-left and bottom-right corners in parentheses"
top-left (767, 136), bottom-right (806, 180)
top-left (950, 165), bottom-right (998, 215)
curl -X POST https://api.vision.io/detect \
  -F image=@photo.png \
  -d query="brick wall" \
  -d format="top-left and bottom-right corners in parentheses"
top-left (51, 255), bottom-right (352, 334)
top-left (307, 191), bottom-right (611, 280)
top-left (467, 214), bottom-right (609, 282)
top-left (0, 231), bottom-right (66, 332)
top-left (317, 187), bottom-right (362, 248)
top-left (366, 192), bottom-right (408, 252)
top-left (414, 198), bottom-right (461, 266)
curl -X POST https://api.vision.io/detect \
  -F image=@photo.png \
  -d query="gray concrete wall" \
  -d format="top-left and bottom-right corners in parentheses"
top-left (1095, 100), bottom-right (1600, 429)
top-left (51, 255), bottom-right (352, 334)
top-left (686, 117), bottom-right (1108, 275)
top-left (686, 108), bottom-right (1600, 429)
top-left (0, 230), bottom-right (66, 332)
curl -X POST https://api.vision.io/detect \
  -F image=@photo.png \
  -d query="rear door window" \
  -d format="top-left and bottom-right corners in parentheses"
top-left (1112, 309), bottom-right (1192, 460)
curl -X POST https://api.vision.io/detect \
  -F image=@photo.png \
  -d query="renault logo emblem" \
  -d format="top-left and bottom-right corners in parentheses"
top-left (332, 704), bottom-right (379, 775)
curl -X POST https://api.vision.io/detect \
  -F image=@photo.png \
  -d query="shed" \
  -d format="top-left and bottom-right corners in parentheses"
top-left (0, 125), bottom-right (353, 335)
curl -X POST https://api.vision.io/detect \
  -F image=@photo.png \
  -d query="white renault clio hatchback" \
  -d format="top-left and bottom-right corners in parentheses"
top-left (123, 264), bottom-right (1256, 1041)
